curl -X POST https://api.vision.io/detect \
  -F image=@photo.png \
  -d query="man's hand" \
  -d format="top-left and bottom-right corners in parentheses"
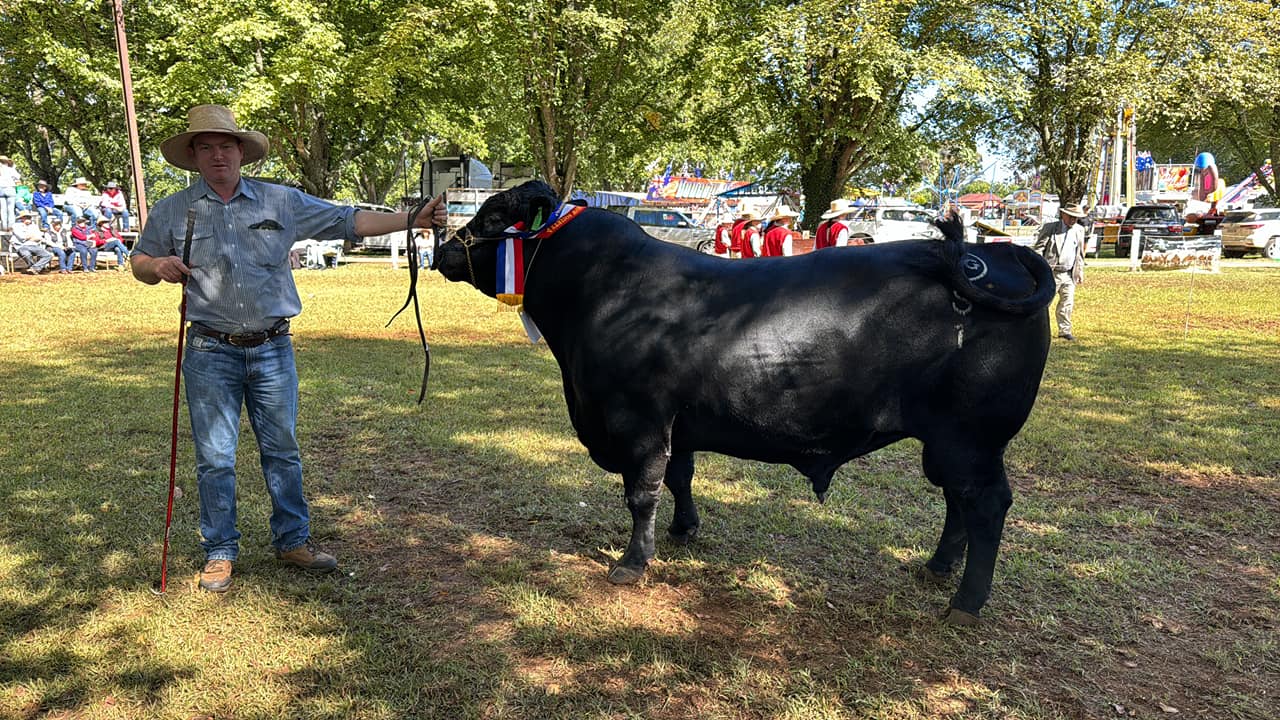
top-left (414, 194), bottom-right (447, 230)
top-left (132, 253), bottom-right (191, 285)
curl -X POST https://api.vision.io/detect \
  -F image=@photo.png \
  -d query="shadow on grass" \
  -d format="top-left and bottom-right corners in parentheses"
top-left (1, 317), bottom-right (1277, 718)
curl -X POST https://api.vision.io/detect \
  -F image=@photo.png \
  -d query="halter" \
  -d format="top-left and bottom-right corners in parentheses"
top-left (453, 201), bottom-right (586, 293)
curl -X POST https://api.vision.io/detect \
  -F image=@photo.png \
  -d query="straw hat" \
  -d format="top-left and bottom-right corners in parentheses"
top-left (96, 217), bottom-right (112, 226)
top-left (770, 207), bottom-right (798, 223)
top-left (160, 104), bottom-right (269, 172)
top-left (17, 210), bottom-right (34, 219)
top-left (73, 177), bottom-right (90, 187)
top-left (737, 210), bottom-right (759, 222)
top-left (820, 199), bottom-right (856, 219)
top-left (1059, 203), bottom-right (1086, 218)
top-left (36, 179), bottom-right (48, 187)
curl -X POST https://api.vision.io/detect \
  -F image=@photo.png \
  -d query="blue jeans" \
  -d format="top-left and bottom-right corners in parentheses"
top-left (36, 206), bottom-right (56, 229)
top-left (101, 239), bottom-right (129, 265)
top-left (65, 204), bottom-right (98, 225)
top-left (183, 331), bottom-right (310, 561)
top-left (70, 240), bottom-right (97, 270)
top-left (101, 207), bottom-right (130, 231)
top-left (48, 246), bottom-right (72, 270)
top-left (0, 189), bottom-right (14, 229)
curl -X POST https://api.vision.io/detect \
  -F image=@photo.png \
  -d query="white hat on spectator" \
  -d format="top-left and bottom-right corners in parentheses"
top-left (160, 104), bottom-right (269, 172)
top-left (820, 199), bottom-right (856, 219)
top-left (73, 177), bottom-right (90, 187)
top-left (106, 180), bottom-right (118, 189)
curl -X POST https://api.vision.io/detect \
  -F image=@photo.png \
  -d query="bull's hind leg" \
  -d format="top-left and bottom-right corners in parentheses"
top-left (922, 443), bottom-right (1013, 625)
top-left (923, 487), bottom-right (968, 581)
top-left (608, 451), bottom-right (669, 585)
top-left (663, 452), bottom-right (700, 545)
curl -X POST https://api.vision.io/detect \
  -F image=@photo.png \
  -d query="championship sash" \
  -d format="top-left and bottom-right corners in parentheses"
top-left (496, 235), bottom-right (526, 307)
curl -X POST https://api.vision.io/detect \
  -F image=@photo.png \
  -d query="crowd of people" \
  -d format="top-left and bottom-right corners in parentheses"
top-left (0, 157), bottom-right (132, 234)
top-left (712, 206), bottom-right (801, 258)
top-left (7, 210), bottom-right (132, 274)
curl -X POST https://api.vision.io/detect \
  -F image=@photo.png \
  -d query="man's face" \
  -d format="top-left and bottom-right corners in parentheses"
top-left (189, 132), bottom-right (243, 186)
top-left (1062, 213), bottom-right (1078, 227)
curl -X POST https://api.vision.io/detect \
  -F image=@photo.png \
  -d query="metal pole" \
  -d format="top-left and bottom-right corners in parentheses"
top-left (111, 0), bottom-right (148, 229)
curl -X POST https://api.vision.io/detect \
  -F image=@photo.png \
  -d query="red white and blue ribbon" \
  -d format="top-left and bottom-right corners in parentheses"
top-left (496, 234), bottom-right (525, 307)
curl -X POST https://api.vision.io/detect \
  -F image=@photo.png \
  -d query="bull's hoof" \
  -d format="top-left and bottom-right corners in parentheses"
top-left (607, 565), bottom-right (646, 584)
top-left (667, 525), bottom-right (699, 546)
top-left (940, 607), bottom-right (981, 627)
top-left (918, 564), bottom-right (953, 584)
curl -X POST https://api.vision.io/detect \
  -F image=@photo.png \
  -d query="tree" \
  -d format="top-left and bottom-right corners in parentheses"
top-left (971, 1), bottom-right (1171, 205)
top-left (1148, 0), bottom-right (1280, 198)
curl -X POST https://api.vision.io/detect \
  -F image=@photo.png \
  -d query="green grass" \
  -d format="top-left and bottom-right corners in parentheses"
top-left (1, 260), bottom-right (1277, 719)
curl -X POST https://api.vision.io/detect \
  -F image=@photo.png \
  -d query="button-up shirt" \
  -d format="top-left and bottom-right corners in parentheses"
top-left (134, 177), bottom-right (359, 332)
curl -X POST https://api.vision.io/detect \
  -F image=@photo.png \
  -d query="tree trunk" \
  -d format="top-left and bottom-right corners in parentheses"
top-left (799, 152), bottom-right (843, 233)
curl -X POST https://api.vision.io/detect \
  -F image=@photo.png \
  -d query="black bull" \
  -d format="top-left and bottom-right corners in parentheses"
top-left (435, 181), bottom-right (1054, 624)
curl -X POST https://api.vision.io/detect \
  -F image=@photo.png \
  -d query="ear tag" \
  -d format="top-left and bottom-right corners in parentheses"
top-left (531, 209), bottom-right (544, 231)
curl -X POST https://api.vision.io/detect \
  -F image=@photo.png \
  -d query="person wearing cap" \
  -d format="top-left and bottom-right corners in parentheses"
top-left (69, 214), bottom-right (99, 271)
top-left (728, 210), bottom-right (756, 259)
top-left (1033, 202), bottom-right (1088, 341)
top-left (63, 176), bottom-right (99, 227)
top-left (98, 180), bottom-right (131, 231)
top-left (814, 199), bottom-right (860, 250)
top-left (0, 155), bottom-right (20, 230)
top-left (42, 216), bottom-right (74, 273)
top-left (12, 210), bottom-right (53, 274)
top-left (93, 217), bottom-right (131, 269)
top-left (131, 104), bottom-right (447, 593)
top-left (761, 207), bottom-right (798, 257)
top-left (32, 179), bottom-right (58, 230)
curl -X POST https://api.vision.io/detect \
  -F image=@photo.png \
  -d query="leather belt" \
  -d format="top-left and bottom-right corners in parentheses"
top-left (190, 319), bottom-right (290, 348)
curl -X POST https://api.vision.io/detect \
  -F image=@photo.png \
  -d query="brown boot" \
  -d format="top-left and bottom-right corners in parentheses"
top-left (275, 540), bottom-right (337, 572)
top-left (199, 559), bottom-right (233, 592)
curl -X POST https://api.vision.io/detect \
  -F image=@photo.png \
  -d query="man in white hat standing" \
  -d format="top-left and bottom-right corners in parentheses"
top-left (814, 199), bottom-right (858, 250)
top-left (1033, 202), bottom-right (1087, 341)
top-left (132, 104), bottom-right (446, 593)
top-left (761, 207), bottom-right (798, 257)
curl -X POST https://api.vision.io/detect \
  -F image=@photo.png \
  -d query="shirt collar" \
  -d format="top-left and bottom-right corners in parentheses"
top-left (190, 175), bottom-right (257, 203)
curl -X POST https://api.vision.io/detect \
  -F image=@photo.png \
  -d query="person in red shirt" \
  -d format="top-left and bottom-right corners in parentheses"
top-left (712, 216), bottom-right (733, 257)
top-left (739, 213), bottom-right (763, 258)
top-left (761, 208), bottom-right (798, 256)
top-left (728, 209), bottom-right (757, 259)
top-left (93, 217), bottom-right (131, 269)
top-left (814, 199), bottom-right (858, 250)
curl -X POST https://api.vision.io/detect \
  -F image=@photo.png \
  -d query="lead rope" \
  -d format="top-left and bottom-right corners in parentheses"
top-left (386, 192), bottom-right (441, 404)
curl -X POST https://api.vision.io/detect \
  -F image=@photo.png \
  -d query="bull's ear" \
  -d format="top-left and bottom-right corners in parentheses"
top-left (526, 196), bottom-right (556, 229)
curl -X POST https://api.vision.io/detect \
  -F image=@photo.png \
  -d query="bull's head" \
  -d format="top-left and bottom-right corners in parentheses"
top-left (434, 180), bottom-right (559, 296)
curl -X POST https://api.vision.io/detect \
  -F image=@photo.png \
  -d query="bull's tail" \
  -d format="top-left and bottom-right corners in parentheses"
top-left (935, 215), bottom-right (1054, 315)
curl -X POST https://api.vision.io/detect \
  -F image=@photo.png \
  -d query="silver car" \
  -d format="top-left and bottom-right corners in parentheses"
top-left (1219, 208), bottom-right (1280, 259)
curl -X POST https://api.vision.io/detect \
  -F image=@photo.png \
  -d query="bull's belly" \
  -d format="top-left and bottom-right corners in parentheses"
top-left (670, 415), bottom-right (904, 469)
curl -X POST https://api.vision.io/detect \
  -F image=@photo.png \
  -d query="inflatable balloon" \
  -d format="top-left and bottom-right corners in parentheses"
top-left (1192, 152), bottom-right (1220, 202)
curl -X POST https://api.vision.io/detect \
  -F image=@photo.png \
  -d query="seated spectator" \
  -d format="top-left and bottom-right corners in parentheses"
top-left (43, 216), bottom-right (74, 273)
top-left (94, 217), bottom-right (130, 269)
top-left (12, 210), bottom-right (53, 274)
top-left (15, 184), bottom-right (33, 212)
top-left (63, 177), bottom-right (99, 227)
top-left (69, 214), bottom-right (99, 272)
top-left (98, 180), bottom-right (131, 231)
top-left (32, 179), bottom-right (58, 229)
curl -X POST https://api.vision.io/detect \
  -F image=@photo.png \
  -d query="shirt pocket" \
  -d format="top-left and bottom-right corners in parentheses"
top-left (248, 229), bottom-right (288, 268)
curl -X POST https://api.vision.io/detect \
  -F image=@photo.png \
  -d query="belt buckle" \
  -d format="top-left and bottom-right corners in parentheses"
top-left (228, 331), bottom-right (267, 347)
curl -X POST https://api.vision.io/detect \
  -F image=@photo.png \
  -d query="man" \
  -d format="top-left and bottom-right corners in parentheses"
top-left (814, 199), bottom-right (857, 249)
top-left (43, 216), bottom-right (74, 273)
top-left (94, 217), bottom-right (131, 269)
top-left (12, 210), bottom-right (53, 274)
top-left (728, 209), bottom-right (756, 259)
top-left (739, 212), bottom-right (763, 259)
top-left (69, 214), bottom-right (99, 271)
top-left (132, 104), bottom-right (446, 593)
top-left (63, 177), bottom-right (99, 226)
top-left (712, 216), bottom-right (733, 257)
top-left (98, 180), bottom-right (131, 231)
top-left (761, 208), bottom-right (797, 257)
top-left (32, 179), bottom-right (58, 229)
top-left (1033, 202), bottom-right (1087, 341)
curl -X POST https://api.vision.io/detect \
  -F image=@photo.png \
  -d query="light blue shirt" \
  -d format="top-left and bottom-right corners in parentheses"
top-left (134, 177), bottom-right (359, 332)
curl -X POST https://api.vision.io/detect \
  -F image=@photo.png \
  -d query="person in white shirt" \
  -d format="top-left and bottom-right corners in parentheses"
top-left (12, 211), bottom-right (53, 273)
top-left (0, 155), bottom-right (21, 230)
top-left (1033, 203), bottom-right (1087, 340)
top-left (62, 177), bottom-right (99, 226)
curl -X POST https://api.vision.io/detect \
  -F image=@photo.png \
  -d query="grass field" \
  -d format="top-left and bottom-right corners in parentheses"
top-left (1, 259), bottom-right (1277, 719)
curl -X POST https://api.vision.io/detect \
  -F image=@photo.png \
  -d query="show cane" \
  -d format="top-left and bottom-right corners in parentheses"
top-left (157, 208), bottom-right (197, 594)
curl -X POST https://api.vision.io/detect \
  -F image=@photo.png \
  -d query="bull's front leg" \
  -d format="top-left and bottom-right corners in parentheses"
top-left (607, 451), bottom-right (670, 584)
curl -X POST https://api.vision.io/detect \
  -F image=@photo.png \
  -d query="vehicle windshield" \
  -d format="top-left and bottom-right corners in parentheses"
top-left (1127, 207), bottom-right (1179, 222)
top-left (1222, 211), bottom-right (1255, 223)
top-left (882, 209), bottom-right (925, 222)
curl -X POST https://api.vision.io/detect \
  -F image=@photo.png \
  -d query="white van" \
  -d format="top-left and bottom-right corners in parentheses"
top-left (845, 205), bottom-right (940, 243)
